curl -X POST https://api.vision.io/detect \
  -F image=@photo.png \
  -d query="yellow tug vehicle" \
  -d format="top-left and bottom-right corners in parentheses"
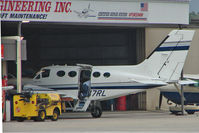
top-left (13, 92), bottom-right (62, 122)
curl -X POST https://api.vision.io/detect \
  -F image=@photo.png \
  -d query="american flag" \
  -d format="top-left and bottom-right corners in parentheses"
top-left (140, 3), bottom-right (148, 11)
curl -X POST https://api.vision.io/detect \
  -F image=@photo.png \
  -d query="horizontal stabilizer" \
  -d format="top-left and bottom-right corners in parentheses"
top-left (184, 74), bottom-right (199, 80)
top-left (178, 79), bottom-right (197, 85)
top-left (130, 78), bottom-right (167, 85)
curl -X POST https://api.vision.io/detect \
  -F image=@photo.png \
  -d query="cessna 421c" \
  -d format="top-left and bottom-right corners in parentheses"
top-left (11, 30), bottom-right (195, 118)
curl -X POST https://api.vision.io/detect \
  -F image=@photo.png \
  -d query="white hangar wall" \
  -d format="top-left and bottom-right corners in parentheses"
top-left (148, 1), bottom-right (189, 24)
top-left (145, 27), bottom-right (199, 110)
top-left (1, 0), bottom-right (189, 24)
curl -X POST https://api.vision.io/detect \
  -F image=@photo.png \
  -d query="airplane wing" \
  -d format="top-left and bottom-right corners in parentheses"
top-left (23, 84), bottom-right (70, 95)
top-left (23, 84), bottom-right (55, 91)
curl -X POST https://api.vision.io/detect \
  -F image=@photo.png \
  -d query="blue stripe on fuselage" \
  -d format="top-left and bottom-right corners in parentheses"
top-left (50, 85), bottom-right (162, 90)
top-left (156, 46), bottom-right (189, 51)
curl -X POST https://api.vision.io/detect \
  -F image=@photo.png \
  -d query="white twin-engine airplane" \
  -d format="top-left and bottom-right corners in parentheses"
top-left (24, 30), bottom-right (195, 117)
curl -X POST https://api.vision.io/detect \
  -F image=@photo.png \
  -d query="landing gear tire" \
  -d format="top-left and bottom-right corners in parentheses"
top-left (91, 106), bottom-right (102, 118)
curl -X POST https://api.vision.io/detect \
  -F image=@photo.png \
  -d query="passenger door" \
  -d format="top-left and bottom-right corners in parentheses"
top-left (78, 65), bottom-right (92, 100)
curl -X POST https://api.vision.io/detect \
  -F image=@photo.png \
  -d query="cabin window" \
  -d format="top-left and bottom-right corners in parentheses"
top-left (103, 72), bottom-right (110, 78)
top-left (93, 72), bottom-right (100, 78)
top-left (68, 71), bottom-right (77, 77)
top-left (57, 70), bottom-right (65, 77)
top-left (41, 69), bottom-right (50, 78)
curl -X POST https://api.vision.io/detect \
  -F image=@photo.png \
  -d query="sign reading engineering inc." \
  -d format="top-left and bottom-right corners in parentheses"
top-left (0, 0), bottom-right (148, 23)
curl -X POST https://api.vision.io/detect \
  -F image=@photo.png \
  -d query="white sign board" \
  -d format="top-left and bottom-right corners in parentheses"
top-left (0, 0), bottom-right (148, 23)
top-left (0, 0), bottom-right (189, 24)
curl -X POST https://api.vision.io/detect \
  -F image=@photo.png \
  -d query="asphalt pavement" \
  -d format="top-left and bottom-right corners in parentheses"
top-left (3, 111), bottom-right (199, 132)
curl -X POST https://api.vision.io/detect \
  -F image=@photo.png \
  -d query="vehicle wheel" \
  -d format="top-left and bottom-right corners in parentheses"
top-left (170, 111), bottom-right (178, 115)
top-left (91, 106), bottom-right (102, 118)
top-left (37, 110), bottom-right (46, 121)
top-left (17, 117), bottom-right (25, 122)
top-left (51, 110), bottom-right (59, 121)
top-left (186, 111), bottom-right (195, 114)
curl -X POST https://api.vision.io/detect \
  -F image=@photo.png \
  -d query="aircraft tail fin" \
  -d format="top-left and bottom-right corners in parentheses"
top-left (143, 30), bottom-right (195, 82)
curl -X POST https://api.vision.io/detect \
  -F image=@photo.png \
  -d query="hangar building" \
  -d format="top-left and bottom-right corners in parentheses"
top-left (1, 0), bottom-right (199, 111)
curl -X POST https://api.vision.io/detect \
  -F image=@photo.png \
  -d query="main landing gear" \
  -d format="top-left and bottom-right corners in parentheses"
top-left (90, 101), bottom-right (102, 118)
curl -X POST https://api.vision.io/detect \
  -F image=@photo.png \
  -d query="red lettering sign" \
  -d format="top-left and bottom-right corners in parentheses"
top-left (54, 2), bottom-right (71, 13)
top-left (129, 13), bottom-right (143, 17)
top-left (0, 0), bottom-right (52, 13)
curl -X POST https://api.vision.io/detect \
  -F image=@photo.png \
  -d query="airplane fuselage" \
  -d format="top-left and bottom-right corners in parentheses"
top-left (31, 65), bottom-right (161, 100)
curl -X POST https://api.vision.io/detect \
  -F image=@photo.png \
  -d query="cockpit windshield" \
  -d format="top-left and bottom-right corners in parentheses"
top-left (34, 69), bottom-right (50, 79)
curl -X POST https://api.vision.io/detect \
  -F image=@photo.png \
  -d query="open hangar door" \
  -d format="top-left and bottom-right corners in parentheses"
top-left (2, 22), bottom-right (145, 110)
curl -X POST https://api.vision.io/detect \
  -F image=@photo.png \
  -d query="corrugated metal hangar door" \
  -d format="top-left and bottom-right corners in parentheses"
top-left (2, 23), bottom-right (145, 70)
top-left (39, 29), bottom-right (136, 66)
top-left (23, 25), bottom-right (145, 69)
